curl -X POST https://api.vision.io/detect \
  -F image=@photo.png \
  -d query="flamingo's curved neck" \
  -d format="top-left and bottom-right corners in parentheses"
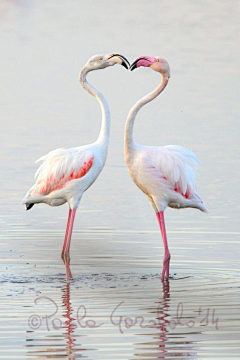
top-left (79, 66), bottom-right (110, 154)
top-left (124, 73), bottom-right (169, 158)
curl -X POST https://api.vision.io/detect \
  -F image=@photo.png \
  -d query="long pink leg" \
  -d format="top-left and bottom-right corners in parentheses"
top-left (156, 211), bottom-right (171, 281)
top-left (62, 209), bottom-right (72, 257)
top-left (61, 209), bottom-right (76, 281)
top-left (61, 209), bottom-right (73, 280)
top-left (61, 209), bottom-right (72, 280)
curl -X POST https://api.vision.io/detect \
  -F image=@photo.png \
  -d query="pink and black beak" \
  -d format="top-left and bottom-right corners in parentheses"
top-left (129, 57), bottom-right (151, 71)
top-left (108, 54), bottom-right (130, 69)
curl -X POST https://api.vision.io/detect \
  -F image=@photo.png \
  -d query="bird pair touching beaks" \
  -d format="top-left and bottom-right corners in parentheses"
top-left (83, 53), bottom-right (171, 76)
top-left (23, 52), bottom-right (207, 282)
top-left (104, 53), bottom-right (162, 71)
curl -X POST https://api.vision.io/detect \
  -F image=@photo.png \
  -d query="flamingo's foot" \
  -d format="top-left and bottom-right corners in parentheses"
top-left (160, 253), bottom-right (171, 281)
top-left (65, 264), bottom-right (73, 282)
top-left (61, 251), bottom-right (73, 281)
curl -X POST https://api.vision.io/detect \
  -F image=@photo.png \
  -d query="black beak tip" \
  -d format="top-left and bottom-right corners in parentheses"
top-left (129, 58), bottom-right (139, 71)
top-left (130, 64), bottom-right (137, 71)
top-left (108, 54), bottom-right (130, 69)
top-left (121, 61), bottom-right (128, 70)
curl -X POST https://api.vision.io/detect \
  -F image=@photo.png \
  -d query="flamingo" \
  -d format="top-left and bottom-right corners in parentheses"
top-left (125, 56), bottom-right (207, 280)
top-left (23, 53), bottom-right (130, 281)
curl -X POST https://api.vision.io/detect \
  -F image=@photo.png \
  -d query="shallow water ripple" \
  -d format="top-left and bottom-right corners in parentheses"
top-left (1, 228), bottom-right (240, 359)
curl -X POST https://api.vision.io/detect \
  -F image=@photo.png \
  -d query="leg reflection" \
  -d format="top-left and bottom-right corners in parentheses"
top-left (156, 280), bottom-right (171, 356)
top-left (62, 283), bottom-right (77, 359)
top-left (152, 280), bottom-right (196, 359)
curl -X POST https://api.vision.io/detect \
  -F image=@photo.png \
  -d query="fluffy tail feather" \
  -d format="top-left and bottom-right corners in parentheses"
top-left (22, 186), bottom-right (42, 210)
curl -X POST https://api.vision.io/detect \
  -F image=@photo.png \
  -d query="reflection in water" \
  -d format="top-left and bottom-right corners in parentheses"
top-left (25, 282), bottom-right (91, 359)
top-left (6, 267), bottom-right (240, 359)
top-left (157, 280), bottom-right (171, 354)
top-left (155, 281), bottom-right (196, 359)
top-left (135, 281), bottom-right (197, 359)
top-left (62, 283), bottom-right (77, 360)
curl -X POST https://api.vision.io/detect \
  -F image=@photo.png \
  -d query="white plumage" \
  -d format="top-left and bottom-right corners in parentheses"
top-left (125, 56), bottom-right (207, 280)
top-left (129, 144), bottom-right (205, 212)
top-left (23, 53), bottom-right (130, 281)
top-left (25, 145), bottom-right (99, 208)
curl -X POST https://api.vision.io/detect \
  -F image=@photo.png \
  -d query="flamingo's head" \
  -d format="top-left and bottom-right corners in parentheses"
top-left (86, 53), bottom-right (129, 71)
top-left (129, 56), bottom-right (170, 78)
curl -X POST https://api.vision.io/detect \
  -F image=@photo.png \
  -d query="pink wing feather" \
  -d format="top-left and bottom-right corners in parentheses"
top-left (151, 145), bottom-right (200, 198)
top-left (34, 148), bottom-right (94, 195)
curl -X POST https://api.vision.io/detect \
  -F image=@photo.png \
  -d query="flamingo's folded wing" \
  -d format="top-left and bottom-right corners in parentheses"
top-left (34, 148), bottom-right (94, 195)
top-left (154, 145), bottom-right (201, 198)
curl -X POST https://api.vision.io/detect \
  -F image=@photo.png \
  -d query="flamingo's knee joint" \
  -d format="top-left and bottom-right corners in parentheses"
top-left (61, 251), bottom-right (70, 264)
top-left (163, 252), bottom-right (171, 263)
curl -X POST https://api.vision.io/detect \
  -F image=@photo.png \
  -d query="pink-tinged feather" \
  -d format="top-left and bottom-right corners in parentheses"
top-left (34, 149), bottom-right (94, 195)
top-left (144, 144), bottom-right (200, 200)
top-left (124, 55), bottom-right (207, 281)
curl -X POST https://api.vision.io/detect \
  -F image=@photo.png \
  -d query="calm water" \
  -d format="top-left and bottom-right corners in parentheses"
top-left (1, 0), bottom-right (240, 359)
